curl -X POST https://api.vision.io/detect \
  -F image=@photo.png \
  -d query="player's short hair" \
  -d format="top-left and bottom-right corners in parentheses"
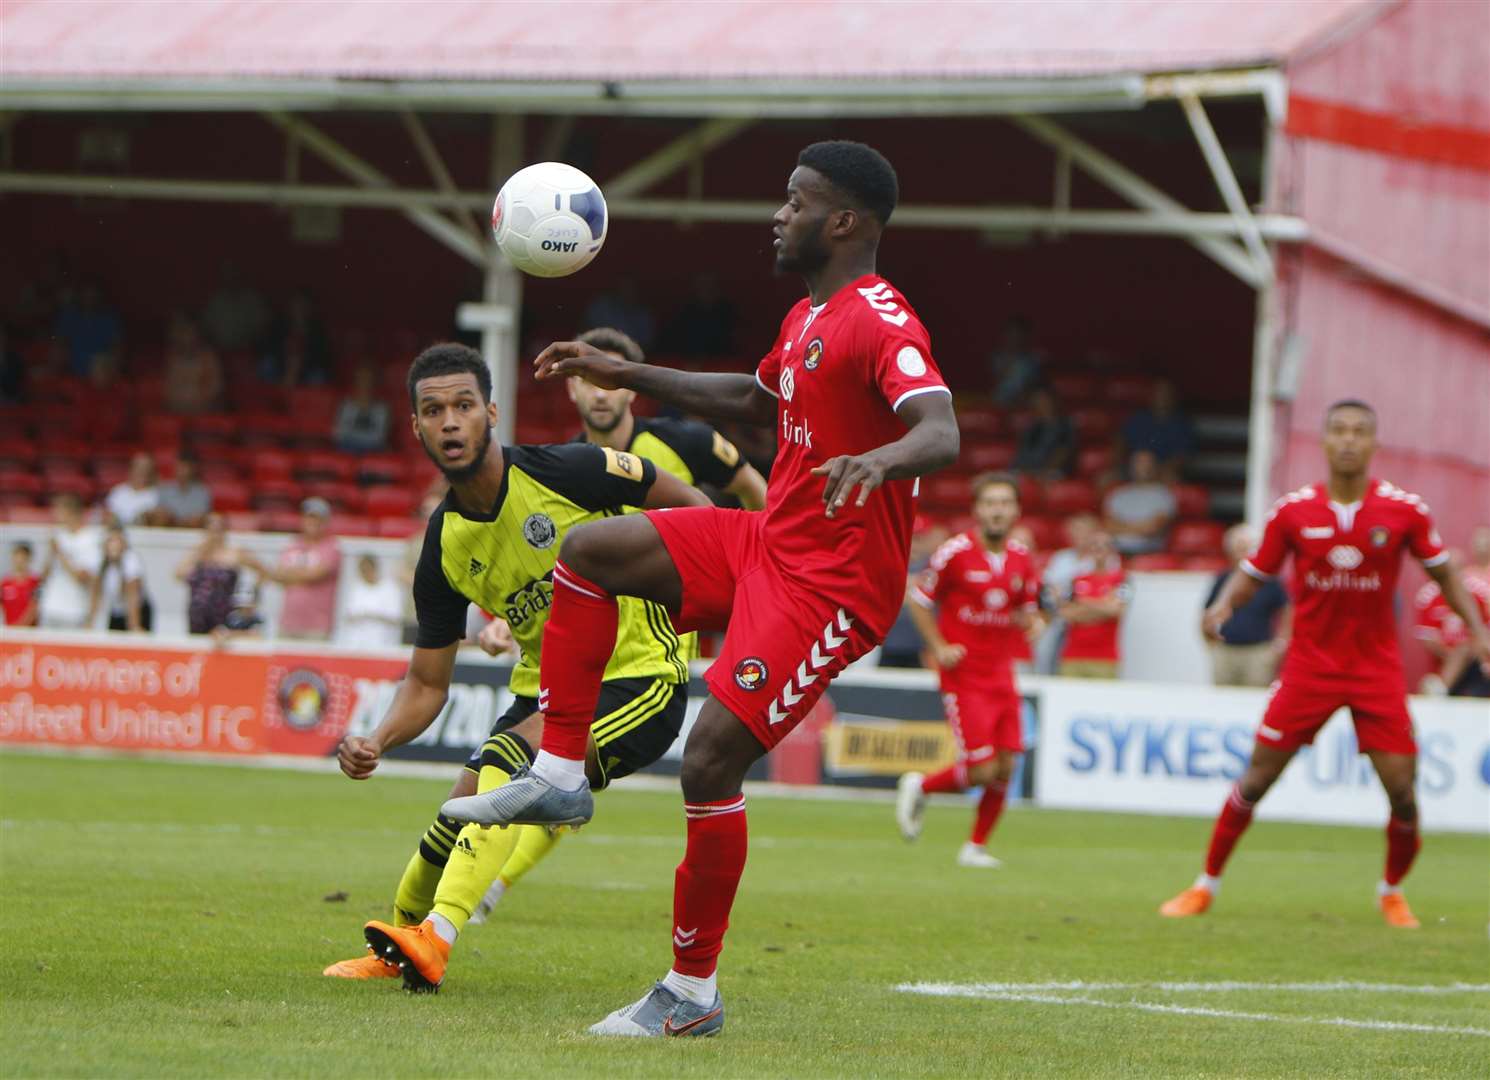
top-left (12, 541), bottom-right (32, 556)
top-left (971, 471), bottom-right (1019, 502)
top-left (797, 141), bottom-right (899, 225)
top-left (1325, 399), bottom-right (1377, 426)
top-left (407, 343), bottom-right (491, 409)
top-left (577, 326), bottom-right (645, 366)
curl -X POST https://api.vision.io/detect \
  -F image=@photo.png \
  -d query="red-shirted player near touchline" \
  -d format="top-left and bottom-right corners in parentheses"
top-left (896, 473), bottom-right (1043, 868)
top-left (1160, 400), bottom-right (1490, 929)
top-left (441, 140), bottom-right (959, 1036)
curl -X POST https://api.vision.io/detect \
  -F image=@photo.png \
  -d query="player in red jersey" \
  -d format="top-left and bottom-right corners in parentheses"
top-left (1160, 401), bottom-right (1490, 928)
top-left (895, 473), bottom-right (1043, 867)
top-left (441, 141), bottom-right (959, 1035)
top-left (1413, 527), bottom-right (1490, 696)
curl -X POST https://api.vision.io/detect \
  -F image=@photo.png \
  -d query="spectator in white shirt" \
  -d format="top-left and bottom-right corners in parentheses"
top-left (105, 452), bottom-right (164, 526)
top-left (337, 554), bottom-right (404, 651)
top-left (90, 524), bottom-right (151, 632)
top-left (1103, 450), bottom-right (1177, 556)
top-left (38, 493), bottom-right (100, 629)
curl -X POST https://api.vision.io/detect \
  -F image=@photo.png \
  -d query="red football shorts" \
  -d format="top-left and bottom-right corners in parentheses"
top-left (940, 679), bottom-right (1024, 760)
top-left (1256, 674), bottom-right (1417, 755)
top-left (645, 506), bottom-right (879, 751)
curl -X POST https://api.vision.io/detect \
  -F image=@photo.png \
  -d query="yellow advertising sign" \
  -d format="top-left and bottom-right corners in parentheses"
top-left (824, 720), bottom-right (958, 775)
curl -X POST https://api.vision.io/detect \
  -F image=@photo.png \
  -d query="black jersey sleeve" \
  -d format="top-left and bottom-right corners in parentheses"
top-left (509, 442), bottom-right (657, 511)
top-left (646, 417), bottom-right (746, 488)
top-left (412, 506), bottom-right (470, 649)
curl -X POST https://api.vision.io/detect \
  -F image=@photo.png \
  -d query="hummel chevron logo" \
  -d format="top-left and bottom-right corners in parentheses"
top-left (468, 557), bottom-right (486, 577)
top-left (858, 282), bottom-right (909, 327)
top-left (768, 608), bottom-right (855, 725)
top-left (673, 925), bottom-right (698, 949)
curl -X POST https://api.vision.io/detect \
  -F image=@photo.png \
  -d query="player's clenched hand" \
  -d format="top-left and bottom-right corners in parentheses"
top-left (932, 641), bottom-right (967, 670)
top-left (812, 453), bottom-right (888, 518)
top-left (1201, 602), bottom-right (1231, 642)
top-left (532, 341), bottom-right (628, 388)
top-left (338, 735), bottom-right (382, 780)
top-left (478, 617), bottom-right (515, 657)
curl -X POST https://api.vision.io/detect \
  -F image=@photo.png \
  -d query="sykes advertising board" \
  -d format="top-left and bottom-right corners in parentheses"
top-left (1035, 679), bottom-right (1489, 833)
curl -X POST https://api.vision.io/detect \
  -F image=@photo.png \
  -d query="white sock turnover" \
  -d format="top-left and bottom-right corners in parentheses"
top-left (662, 968), bottom-right (717, 1007)
top-left (531, 750), bottom-right (588, 792)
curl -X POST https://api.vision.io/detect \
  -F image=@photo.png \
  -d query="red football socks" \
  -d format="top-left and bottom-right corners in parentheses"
top-left (1384, 814), bottom-right (1421, 886)
top-left (1204, 784), bottom-right (1256, 877)
top-left (919, 762), bottom-right (967, 795)
top-left (970, 779), bottom-right (1008, 847)
top-left (536, 560), bottom-right (618, 762)
top-left (671, 796), bottom-right (748, 978)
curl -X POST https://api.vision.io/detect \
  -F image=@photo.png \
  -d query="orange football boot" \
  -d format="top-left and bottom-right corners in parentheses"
top-left (322, 954), bottom-right (399, 980)
top-left (1159, 885), bottom-right (1214, 918)
top-left (1379, 892), bottom-right (1421, 929)
top-left (363, 919), bottom-right (451, 993)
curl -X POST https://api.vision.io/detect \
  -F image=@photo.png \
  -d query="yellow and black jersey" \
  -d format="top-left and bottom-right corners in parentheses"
top-left (412, 443), bottom-right (687, 696)
top-left (574, 416), bottom-right (745, 492)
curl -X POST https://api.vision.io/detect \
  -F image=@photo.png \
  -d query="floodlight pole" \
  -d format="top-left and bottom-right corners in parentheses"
top-left (487, 114), bottom-right (524, 446)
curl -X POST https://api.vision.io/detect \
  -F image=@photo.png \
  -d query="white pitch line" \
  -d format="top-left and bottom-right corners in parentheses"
top-left (896, 984), bottom-right (1490, 1038)
top-left (897, 980), bottom-right (1490, 996)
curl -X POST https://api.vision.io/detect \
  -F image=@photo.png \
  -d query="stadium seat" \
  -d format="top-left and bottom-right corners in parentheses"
top-left (1183, 554), bottom-right (1230, 574)
top-left (5, 506), bottom-right (54, 524)
top-left (1048, 372), bottom-right (1100, 403)
top-left (377, 516), bottom-right (424, 540)
top-left (923, 474), bottom-right (970, 510)
top-left (963, 442), bottom-right (1015, 471)
top-left (0, 471), bottom-right (44, 497)
top-left (1043, 478), bottom-right (1100, 515)
top-left (304, 481), bottom-right (365, 512)
top-left (39, 459), bottom-right (88, 482)
top-left (297, 387), bottom-right (342, 422)
top-left (957, 407), bottom-right (1002, 439)
top-left (1016, 475), bottom-right (1044, 514)
top-left (357, 453), bottom-right (408, 485)
top-left (186, 414), bottom-right (238, 444)
top-left (241, 413), bottom-right (299, 444)
top-left (259, 510), bottom-right (303, 534)
top-left (299, 451), bottom-right (356, 483)
top-left (251, 450), bottom-right (295, 483)
top-left (1106, 374), bottom-right (1154, 408)
top-left (1129, 553), bottom-right (1184, 571)
top-left (141, 414), bottom-right (185, 448)
top-left (224, 511), bottom-right (262, 532)
top-left (209, 482), bottom-right (253, 513)
top-left (1076, 446), bottom-right (1114, 478)
top-left (1018, 515), bottom-right (1063, 551)
top-left (1170, 520), bottom-right (1227, 556)
top-left (0, 438), bottom-right (38, 464)
top-left (95, 461), bottom-right (131, 488)
top-left (198, 462), bottom-right (243, 485)
top-left (44, 474), bottom-right (96, 501)
top-left (1069, 408), bottom-right (1116, 444)
top-left (364, 486), bottom-right (417, 519)
top-left (328, 514), bottom-right (378, 537)
top-left (252, 479), bottom-right (301, 510)
top-left (39, 439), bottom-right (93, 465)
top-left (1173, 483), bottom-right (1210, 519)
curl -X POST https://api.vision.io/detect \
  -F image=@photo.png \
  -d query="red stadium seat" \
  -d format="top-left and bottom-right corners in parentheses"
top-left (252, 450), bottom-right (295, 483)
top-left (328, 514), bottom-right (378, 537)
top-left (0, 471), bottom-right (44, 496)
top-left (1173, 484), bottom-right (1210, 519)
top-left (39, 439), bottom-right (93, 465)
top-left (0, 438), bottom-right (38, 464)
top-left (357, 453), bottom-right (409, 485)
top-left (962, 442), bottom-right (1015, 471)
top-left (252, 479), bottom-right (301, 510)
top-left (296, 387), bottom-right (342, 423)
top-left (44, 474), bottom-right (96, 501)
top-left (210, 482), bottom-right (253, 513)
top-left (39, 459), bottom-right (88, 482)
top-left (1183, 554), bottom-right (1231, 574)
top-left (1069, 408), bottom-right (1116, 444)
top-left (1129, 553), bottom-right (1184, 571)
top-left (1170, 520), bottom-right (1227, 556)
top-left (299, 451), bottom-right (356, 483)
top-left (259, 511), bottom-right (303, 534)
top-left (1018, 515), bottom-right (1064, 551)
top-left (141, 414), bottom-right (185, 448)
top-left (1016, 475), bottom-right (1044, 514)
top-left (957, 408), bottom-right (1002, 439)
top-left (1048, 372), bottom-right (1100, 403)
top-left (1076, 446), bottom-right (1114, 478)
top-left (0, 407), bottom-right (33, 439)
top-left (1106, 374), bottom-right (1154, 408)
top-left (1043, 478), bottom-right (1100, 515)
top-left (94, 461), bottom-right (131, 488)
top-left (303, 481), bottom-right (364, 512)
top-left (186, 414), bottom-right (238, 444)
top-left (198, 462), bottom-right (243, 485)
top-left (364, 486), bottom-right (417, 519)
top-left (241, 412), bottom-right (298, 444)
top-left (5, 506), bottom-right (54, 524)
top-left (224, 511), bottom-right (262, 532)
top-left (377, 516), bottom-right (424, 540)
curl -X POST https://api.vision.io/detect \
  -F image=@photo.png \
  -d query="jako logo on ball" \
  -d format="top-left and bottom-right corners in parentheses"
top-left (491, 162), bottom-right (608, 278)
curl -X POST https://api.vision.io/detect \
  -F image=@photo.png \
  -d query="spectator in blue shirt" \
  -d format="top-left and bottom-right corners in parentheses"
top-left (1204, 524), bottom-right (1290, 687)
top-left (1120, 378), bottom-right (1194, 482)
top-left (54, 281), bottom-right (121, 378)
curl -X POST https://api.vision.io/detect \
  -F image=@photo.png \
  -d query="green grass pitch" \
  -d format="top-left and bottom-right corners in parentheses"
top-left (2, 751), bottom-right (1486, 1078)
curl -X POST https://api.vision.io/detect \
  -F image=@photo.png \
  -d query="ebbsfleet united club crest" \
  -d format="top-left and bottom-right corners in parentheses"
top-left (804, 337), bottom-right (824, 371)
top-left (277, 668), bottom-right (329, 731)
top-left (1369, 526), bottom-right (1390, 548)
top-left (734, 657), bottom-right (768, 691)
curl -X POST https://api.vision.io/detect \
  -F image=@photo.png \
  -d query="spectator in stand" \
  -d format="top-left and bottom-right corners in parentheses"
top-left (2, 542), bottom-right (41, 627)
top-left (1059, 531), bottom-right (1130, 678)
top-left (241, 497), bottom-right (342, 641)
top-left (89, 524), bottom-right (152, 632)
top-left (105, 452), bottom-right (163, 527)
top-left (1034, 513), bottom-right (1099, 674)
top-left (38, 493), bottom-right (100, 629)
top-left (989, 314), bottom-right (1043, 407)
top-left (1119, 378), bottom-right (1194, 482)
top-left (879, 516), bottom-right (951, 669)
top-left (163, 314), bottom-right (224, 414)
top-left (263, 289), bottom-right (331, 388)
top-left (333, 366), bottom-right (391, 453)
top-left (1205, 524), bottom-right (1290, 688)
top-left (176, 513), bottom-right (243, 634)
top-left (53, 280), bottom-right (122, 378)
top-left (200, 261), bottom-right (271, 353)
top-left (158, 450), bottom-right (213, 528)
top-left (336, 554), bottom-right (405, 651)
top-left (1413, 526), bottom-right (1490, 697)
top-left (659, 274), bottom-right (737, 357)
top-left (1011, 387), bottom-right (1076, 478)
top-left (581, 277), bottom-right (656, 353)
top-left (1104, 449), bottom-right (1177, 556)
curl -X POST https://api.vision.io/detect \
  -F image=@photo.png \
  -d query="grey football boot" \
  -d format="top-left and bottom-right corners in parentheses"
top-left (440, 764), bottom-right (593, 828)
top-left (588, 982), bottom-right (724, 1038)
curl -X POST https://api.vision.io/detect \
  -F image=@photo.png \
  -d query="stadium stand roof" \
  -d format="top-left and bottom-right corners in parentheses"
top-left (1, 0), bottom-right (1380, 113)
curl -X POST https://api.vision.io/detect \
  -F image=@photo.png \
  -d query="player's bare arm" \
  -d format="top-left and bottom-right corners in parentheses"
top-left (904, 588), bottom-right (965, 669)
top-left (535, 341), bottom-right (776, 426)
top-left (1202, 567), bottom-right (1263, 640)
top-left (812, 391), bottom-right (958, 518)
top-left (338, 642), bottom-right (459, 780)
top-left (724, 462), bottom-right (769, 510)
top-left (644, 467), bottom-right (716, 510)
top-left (1425, 558), bottom-right (1490, 668)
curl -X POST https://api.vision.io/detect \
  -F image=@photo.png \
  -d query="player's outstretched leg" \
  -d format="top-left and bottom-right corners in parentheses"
top-left (590, 701), bottom-right (758, 1037)
top-left (895, 770), bottom-right (929, 841)
top-left (1161, 744), bottom-right (1292, 917)
top-left (1369, 750), bottom-right (1423, 929)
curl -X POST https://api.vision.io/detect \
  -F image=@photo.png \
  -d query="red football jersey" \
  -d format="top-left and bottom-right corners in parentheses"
top-left (1241, 479), bottom-right (1447, 681)
top-left (755, 274), bottom-right (950, 635)
top-left (1413, 570), bottom-right (1490, 669)
top-left (1, 574), bottom-right (39, 626)
top-left (1062, 566), bottom-right (1130, 662)
top-left (912, 532), bottom-right (1041, 687)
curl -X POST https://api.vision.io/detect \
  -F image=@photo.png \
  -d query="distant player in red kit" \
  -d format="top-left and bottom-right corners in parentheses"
top-left (442, 141), bottom-right (959, 1035)
top-left (1160, 401), bottom-right (1490, 928)
top-left (895, 473), bottom-right (1043, 867)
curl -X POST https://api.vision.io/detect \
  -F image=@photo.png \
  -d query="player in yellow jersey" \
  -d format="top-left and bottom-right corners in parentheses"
top-left (323, 343), bottom-right (711, 992)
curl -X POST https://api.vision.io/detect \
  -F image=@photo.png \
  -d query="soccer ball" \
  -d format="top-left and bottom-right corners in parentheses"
top-left (490, 162), bottom-right (608, 278)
